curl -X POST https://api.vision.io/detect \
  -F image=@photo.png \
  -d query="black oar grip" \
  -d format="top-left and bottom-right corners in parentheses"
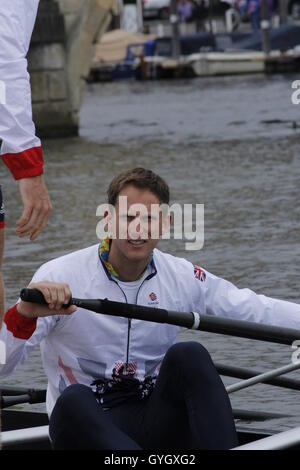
top-left (20, 288), bottom-right (48, 305)
top-left (20, 288), bottom-right (72, 308)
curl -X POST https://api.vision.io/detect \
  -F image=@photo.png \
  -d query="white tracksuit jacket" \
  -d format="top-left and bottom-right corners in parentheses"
top-left (1, 244), bottom-right (300, 416)
top-left (0, 0), bottom-right (43, 179)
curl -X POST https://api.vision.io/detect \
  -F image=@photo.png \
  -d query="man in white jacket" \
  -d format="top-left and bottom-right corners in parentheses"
top-left (2, 168), bottom-right (300, 450)
top-left (0, 0), bottom-right (52, 325)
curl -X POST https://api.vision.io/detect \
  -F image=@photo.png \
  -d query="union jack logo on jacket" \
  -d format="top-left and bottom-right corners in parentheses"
top-left (194, 266), bottom-right (206, 282)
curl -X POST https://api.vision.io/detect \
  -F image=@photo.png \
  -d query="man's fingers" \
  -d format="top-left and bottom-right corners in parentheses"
top-left (63, 283), bottom-right (72, 303)
top-left (38, 287), bottom-right (51, 305)
top-left (18, 281), bottom-right (76, 319)
top-left (29, 229), bottom-right (42, 241)
top-left (17, 175), bottom-right (52, 240)
top-left (16, 206), bottom-right (33, 229)
top-left (54, 284), bottom-right (72, 310)
top-left (29, 209), bottom-right (49, 241)
top-left (30, 212), bottom-right (50, 241)
top-left (17, 201), bottom-right (50, 239)
top-left (48, 287), bottom-right (58, 310)
top-left (16, 206), bottom-right (40, 237)
top-left (61, 305), bottom-right (77, 315)
top-left (16, 198), bottom-right (51, 239)
top-left (24, 205), bottom-right (50, 239)
top-left (45, 284), bottom-right (71, 310)
top-left (18, 301), bottom-right (77, 318)
top-left (56, 287), bottom-right (67, 310)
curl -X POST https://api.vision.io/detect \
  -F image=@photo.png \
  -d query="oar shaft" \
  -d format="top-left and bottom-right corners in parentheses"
top-left (1, 389), bottom-right (46, 407)
top-left (20, 288), bottom-right (300, 345)
top-left (226, 361), bottom-right (300, 394)
top-left (1, 394), bottom-right (31, 408)
top-left (75, 298), bottom-right (196, 328)
top-left (0, 385), bottom-right (45, 396)
top-left (196, 314), bottom-right (300, 345)
top-left (215, 362), bottom-right (300, 391)
top-left (95, 301), bottom-right (300, 345)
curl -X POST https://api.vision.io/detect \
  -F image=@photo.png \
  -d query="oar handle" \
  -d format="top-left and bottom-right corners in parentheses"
top-left (20, 288), bottom-right (73, 308)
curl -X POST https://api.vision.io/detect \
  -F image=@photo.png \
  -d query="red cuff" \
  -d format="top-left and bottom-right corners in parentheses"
top-left (2, 146), bottom-right (44, 180)
top-left (4, 304), bottom-right (37, 340)
top-left (0, 221), bottom-right (5, 229)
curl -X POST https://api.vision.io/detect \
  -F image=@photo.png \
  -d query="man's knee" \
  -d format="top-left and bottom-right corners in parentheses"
top-left (53, 384), bottom-right (93, 417)
top-left (165, 341), bottom-right (212, 367)
top-left (163, 341), bottom-right (218, 382)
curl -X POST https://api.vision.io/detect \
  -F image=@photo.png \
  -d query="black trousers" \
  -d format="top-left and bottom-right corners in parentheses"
top-left (49, 341), bottom-right (238, 450)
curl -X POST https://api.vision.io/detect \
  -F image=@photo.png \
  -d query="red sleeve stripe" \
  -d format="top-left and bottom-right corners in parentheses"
top-left (0, 221), bottom-right (5, 229)
top-left (4, 304), bottom-right (37, 340)
top-left (1, 146), bottom-right (44, 180)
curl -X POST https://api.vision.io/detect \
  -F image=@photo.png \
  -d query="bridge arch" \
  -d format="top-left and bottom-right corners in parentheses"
top-left (29, 0), bottom-right (116, 137)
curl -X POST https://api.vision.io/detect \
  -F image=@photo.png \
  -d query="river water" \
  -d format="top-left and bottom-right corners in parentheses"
top-left (2, 73), bottom-right (300, 436)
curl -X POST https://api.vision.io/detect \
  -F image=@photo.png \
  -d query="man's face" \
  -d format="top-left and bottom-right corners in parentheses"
top-left (108, 184), bottom-right (167, 263)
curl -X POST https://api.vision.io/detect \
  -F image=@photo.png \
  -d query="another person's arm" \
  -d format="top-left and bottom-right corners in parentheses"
top-left (0, 0), bottom-right (52, 240)
top-left (17, 176), bottom-right (52, 240)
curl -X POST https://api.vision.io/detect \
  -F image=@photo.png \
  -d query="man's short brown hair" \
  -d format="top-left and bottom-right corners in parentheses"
top-left (107, 168), bottom-right (170, 206)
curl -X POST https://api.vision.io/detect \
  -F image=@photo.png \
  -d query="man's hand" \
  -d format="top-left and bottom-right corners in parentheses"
top-left (17, 175), bottom-right (52, 241)
top-left (17, 281), bottom-right (77, 318)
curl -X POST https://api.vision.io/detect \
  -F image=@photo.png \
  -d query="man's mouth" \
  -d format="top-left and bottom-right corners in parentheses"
top-left (128, 240), bottom-right (147, 246)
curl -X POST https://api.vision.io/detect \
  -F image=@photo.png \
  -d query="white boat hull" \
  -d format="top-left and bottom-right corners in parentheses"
top-left (188, 52), bottom-right (265, 76)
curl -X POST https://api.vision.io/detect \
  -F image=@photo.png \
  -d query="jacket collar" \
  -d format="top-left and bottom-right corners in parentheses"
top-left (98, 237), bottom-right (157, 282)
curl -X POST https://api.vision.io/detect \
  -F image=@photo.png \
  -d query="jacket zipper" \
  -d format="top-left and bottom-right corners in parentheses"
top-left (126, 319), bottom-right (131, 368)
top-left (109, 264), bottom-right (157, 370)
top-left (115, 276), bottom-right (151, 367)
top-left (125, 278), bottom-right (150, 364)
top-left (110, 280), bottom-right (130, 368)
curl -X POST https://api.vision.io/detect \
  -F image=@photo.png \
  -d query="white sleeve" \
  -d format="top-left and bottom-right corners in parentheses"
top-left (0, 265), bottom-right (58, 377)
top-left (0, 0), bottom-right (43, 180)
top-left (193, 266), bottom-right (300, 330)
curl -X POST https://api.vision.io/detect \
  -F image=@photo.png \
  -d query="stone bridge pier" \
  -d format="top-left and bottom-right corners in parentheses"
top-left (29, 0), bottom-right (116, 137)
